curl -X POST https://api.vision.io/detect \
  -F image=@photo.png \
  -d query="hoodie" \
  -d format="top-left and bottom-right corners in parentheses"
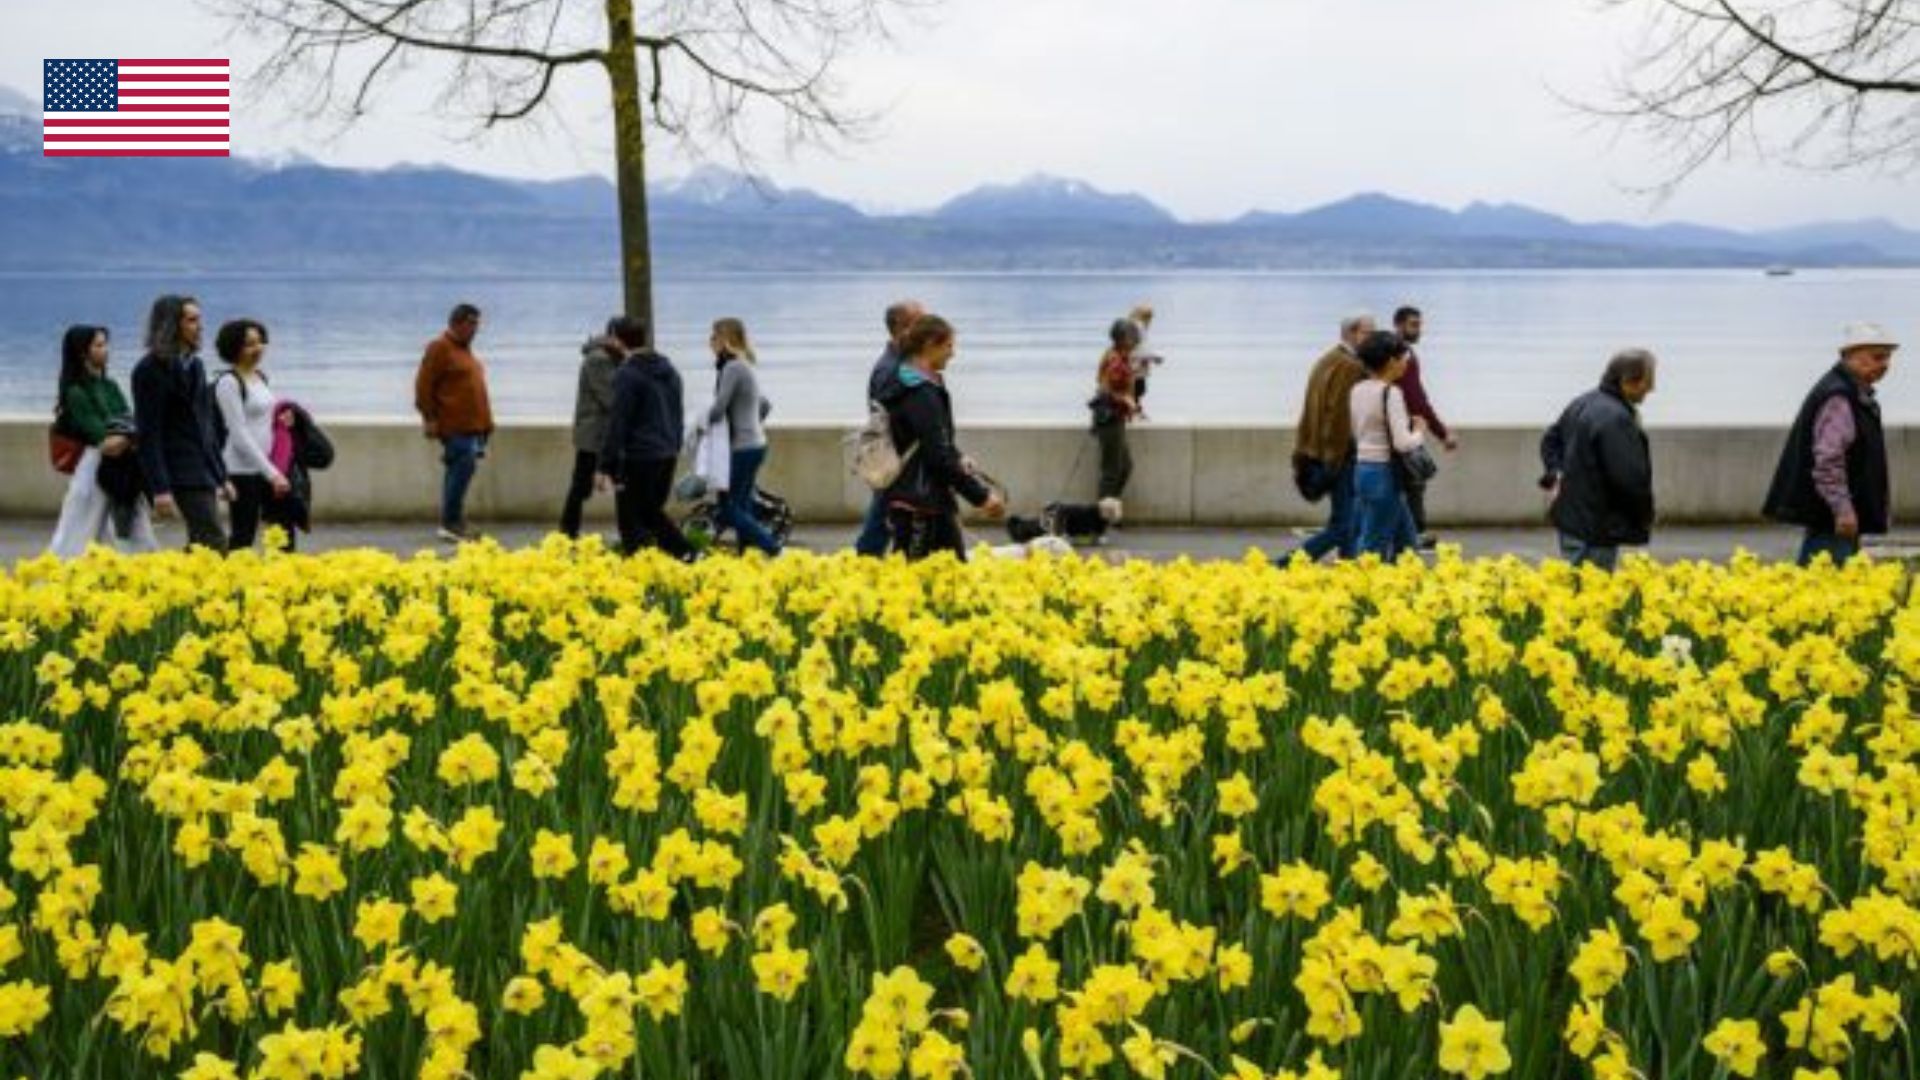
top-left (600, 351), bottom-right (685, 475)
top-left (878, 363), bottom-right (991, 515)
top-left (572, 338), bottom-right (622, 454)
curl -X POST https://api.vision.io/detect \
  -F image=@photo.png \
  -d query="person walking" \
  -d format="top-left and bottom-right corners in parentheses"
top-left (875, 314), bottom-right (1006, 560)
top-left (1538, 349), bottom-right (1658, 571)
top-left (1093, 318), bottom-right (1141, 505)
top-left (1764, 323), bottom-right (1898, 567)
top-left (212, 318), bottom-right (289, 551)
top-left (1393, 305), bottom-right (1455, 548)
top-left (855, 299), bottom-right (925, 556)
top-left (132, 294), bottom-right (230, 552)
top-left (597, 316), bottom-right (697, 561)
top-left (560, 320), bottom-right (624, 538)
top-left (48, 325), bottom-right (158, 558)
top-left (1288, 313), bottom-right (1374, 562)
top-left (414, 303), bottom-right (493, 543)
top-left (707, 318), bottom-right (782, 555)
top-left (1349, 330), bottom-right (1427, 560)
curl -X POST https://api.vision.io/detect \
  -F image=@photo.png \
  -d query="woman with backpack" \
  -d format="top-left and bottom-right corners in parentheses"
top-left (1092, 318), bottom-right (1141, 505)
top-left (212, 318), bottom-right (289, 550)
top-left (706, 317), bottom-right (782, 555)
top-left (875, 314), bottom-right (1005, 560)
top-left (48, 325), bottom-right (159, 558)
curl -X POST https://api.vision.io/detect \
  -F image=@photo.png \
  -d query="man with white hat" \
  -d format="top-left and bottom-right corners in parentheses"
top-left (1763, 323), bottom-right (1899, 566)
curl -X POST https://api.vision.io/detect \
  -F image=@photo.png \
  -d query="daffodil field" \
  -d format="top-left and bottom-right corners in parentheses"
top-left (3, 542), bottom-right (1920, 1080)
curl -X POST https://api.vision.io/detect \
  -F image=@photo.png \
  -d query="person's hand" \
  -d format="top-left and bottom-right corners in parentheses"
top-left (423, 422), bottom-right (439, 440)
top-left (960, 455), bottom-right (980, 476)
top-left (1412, 416), bottom-right (1430, 433)
top-left (1443, 435), bottom-right (1459, 452)
top-left (595, 472), bottom-right (614, 494)
top-left (981, 492), bottom-right (1007, 520)
top-left (277, 411), bottom-right (296, 429)
top-left (270, 475), bottom-right (292, 498)
top-left (219, 482), bottom-right (237, 502)
top-left (153, 493), bottom-right (177, 519)
top-left (1836, 509), bottom-right (1861, 540)
top-left (100, 434), bottom-right (130, 457)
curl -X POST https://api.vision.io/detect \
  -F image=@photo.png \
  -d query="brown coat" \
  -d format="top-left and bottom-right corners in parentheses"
top-left (1295, 344), bottom-right (1365, 463)
top-left (414, 333), bottom-right (494, 437)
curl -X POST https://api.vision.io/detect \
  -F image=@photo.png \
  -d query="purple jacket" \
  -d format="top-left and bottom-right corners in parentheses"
top-left (1399, 350), bottom-right (1449, 441)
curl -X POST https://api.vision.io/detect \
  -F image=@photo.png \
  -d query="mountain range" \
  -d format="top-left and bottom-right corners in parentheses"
top-left (4, 88), bottom-right (1917, 271)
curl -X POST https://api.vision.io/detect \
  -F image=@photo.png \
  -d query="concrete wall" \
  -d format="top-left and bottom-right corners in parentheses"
top-left (5, 415), bottom-right (1917, 525)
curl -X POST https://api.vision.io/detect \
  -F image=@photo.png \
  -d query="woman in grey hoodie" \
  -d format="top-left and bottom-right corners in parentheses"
top-left (707, 318), bottom-right (781, 554)
top-left (559, 319), bottom-right (624, 538)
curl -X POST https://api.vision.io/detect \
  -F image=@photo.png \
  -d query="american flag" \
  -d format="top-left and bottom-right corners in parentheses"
top-left (43, 58), bottom-right (229, 157)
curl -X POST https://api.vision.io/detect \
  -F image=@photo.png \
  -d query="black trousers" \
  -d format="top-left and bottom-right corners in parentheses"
top-left (228, 474), bottom-right (299, 551)
top-left (174, 486), bottom-right (228, 554)
top-left (1405, 474), bottom-right (1429, 534)
top-left (1096, 421), bottom-right (1132, 500)
top-left (888, 507), bottom-right (966, 562)
top-left (559, 451), bottom-right (598, 538)
top-left (615, 457), bottom-right (695, 560)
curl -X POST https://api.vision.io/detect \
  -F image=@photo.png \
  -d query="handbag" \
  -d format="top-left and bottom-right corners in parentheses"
top-left (48, 423), bottom-right (84, 475)
top-left (1292, 453), bottom-right (1334, 503)
top-left (1380, 384), bottom-right (1439, 487)
top-left (1087, 394), bottom-right (1119, 429)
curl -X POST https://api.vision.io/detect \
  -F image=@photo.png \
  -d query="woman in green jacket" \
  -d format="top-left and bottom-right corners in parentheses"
top-left (49, 325), bottom-right (158, 557)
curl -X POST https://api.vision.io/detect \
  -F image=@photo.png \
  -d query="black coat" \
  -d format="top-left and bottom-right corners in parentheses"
top-left (1763, 365), bottom-right (1889, 534)
top-left (131, 351), bottom-right (226, 494)
top-left (1540, 384), bottom-right (1654, 546)
top-left (276, 403), bottom-right (334, 533)
top-left (600, 352), bottom-right (685, 475)
top-left (877, 363), bottom-right (991, 515)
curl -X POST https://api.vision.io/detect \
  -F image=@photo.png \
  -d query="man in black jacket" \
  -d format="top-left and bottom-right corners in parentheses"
top-left (1764, 323), bottom-right (1898, 566)
top-left (131, 294), bottom-right (231, 552)
top-left (596, 316), bottom-right (695, 560)
top-left (876, 314), bottom-right (1005, 559)
top-left (1539, 349), bottom-right (1657, 570)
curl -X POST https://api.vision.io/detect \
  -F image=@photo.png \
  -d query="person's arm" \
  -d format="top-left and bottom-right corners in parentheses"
top-left (1810, 396), bottom-right (1857, 524)
top-left (131, 360), bottom-right (172, 496)
top-left (1596, 412), bottom-right (1654, 529)
top-left (1387, 385), bottom-right (1424, 453)
top-left (907, 394), bottom-right (991, 507)
top-left (708, 362), bottom-right (739, 427)
top-left (1400, 357), bottom-right (1451, 442)
top-left (215, 375), bottom-right (283, 482)
top-left (62, 384), bottom-right (109, 446)
top-left (414, 341), bottom-right (446, 434)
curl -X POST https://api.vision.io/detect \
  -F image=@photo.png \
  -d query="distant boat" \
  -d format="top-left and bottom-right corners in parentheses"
top-left (1765, 266), bottom-right (1795, 277)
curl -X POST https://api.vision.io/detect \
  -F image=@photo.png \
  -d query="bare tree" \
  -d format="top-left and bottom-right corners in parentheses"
top-left (1601, 0), bottom-right (1920, 186)
top-left (214, 0), bottom-right (918, 330)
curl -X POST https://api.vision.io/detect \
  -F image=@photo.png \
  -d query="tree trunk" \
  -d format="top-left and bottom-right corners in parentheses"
top-left (603, 0), bottom-right (653, 339)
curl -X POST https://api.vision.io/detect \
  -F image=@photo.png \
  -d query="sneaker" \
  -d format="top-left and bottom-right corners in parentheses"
top-left (1416, 532), bottom-right (1438, 551)
top-left (436, 525), bottom-right (464, 544)
top-left (438, 522), bottom-right (482, 543)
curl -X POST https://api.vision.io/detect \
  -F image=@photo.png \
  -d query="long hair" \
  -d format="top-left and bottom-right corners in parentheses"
top-left (145, 294), bottom-right (197, 359)
top-left (712, 317), bottom-right (756, 362)
top-left (56, 325), bottom-right (106, 418)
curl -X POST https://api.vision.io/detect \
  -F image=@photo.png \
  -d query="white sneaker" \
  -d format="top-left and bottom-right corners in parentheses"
top-left (436, 525), bottom-right (465, 544)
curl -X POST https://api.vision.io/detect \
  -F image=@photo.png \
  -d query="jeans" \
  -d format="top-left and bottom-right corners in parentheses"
top-left (615, 456), bottom-right (695, 560)
top-left (173, 486), bottom-right (228, 553)
top-left (441, 434), bottom-right (486, 529)
top-left (1096, 421), bottom-right (1132, 500)
top-left (1798, 530), bottom-right (1860, 567)
top-left (1301, 461), bottom-right (1359, 561)
top-left (717, 445), bottom-right (782, 554)
top-left (888, 507), bottom-right (966, 562)
top-left (1353, 461), bottom-right (1418, 560)
top-left (855, 492), bottom-right (892, 556)
top-left (1558, 532), bottom-right (1620, 571)
top-left (559, 450), bottom-right (598, 538)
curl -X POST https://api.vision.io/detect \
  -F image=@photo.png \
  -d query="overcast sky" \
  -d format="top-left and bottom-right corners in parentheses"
top-left (6, 0), bottom-right (1915, 228)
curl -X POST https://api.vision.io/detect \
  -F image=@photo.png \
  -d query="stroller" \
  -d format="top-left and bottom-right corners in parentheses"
top-left (675, 474), bottom-right (795, 552)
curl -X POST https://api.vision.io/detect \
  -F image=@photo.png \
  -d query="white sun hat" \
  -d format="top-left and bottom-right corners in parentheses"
top-left (1840, 322), bottom-right (1899, 352)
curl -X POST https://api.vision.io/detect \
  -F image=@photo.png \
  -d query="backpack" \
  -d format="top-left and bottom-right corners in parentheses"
top-left (846, 400), bottom-right (918, 491)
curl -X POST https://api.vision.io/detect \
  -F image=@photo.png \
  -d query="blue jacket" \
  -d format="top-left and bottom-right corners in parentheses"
top-left (600, 351), bottom-right (685, 474)
top-left (131, 351), bottom-right (226, 495)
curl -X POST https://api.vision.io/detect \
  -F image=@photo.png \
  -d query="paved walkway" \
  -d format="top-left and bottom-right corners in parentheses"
top-left (0, 516), bottom-right (1843, 565)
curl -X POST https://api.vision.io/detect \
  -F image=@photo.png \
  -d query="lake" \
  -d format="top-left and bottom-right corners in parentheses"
top-left (0, 269), bottom-right (1913, 426)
